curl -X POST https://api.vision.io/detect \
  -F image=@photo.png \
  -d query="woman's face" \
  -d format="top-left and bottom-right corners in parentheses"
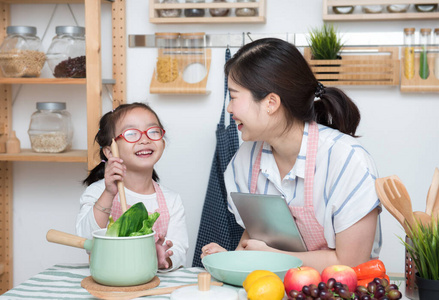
top-left (227, 77), bottom-right (270, 141)
top-left (113, 107), bottom-right (165, 173)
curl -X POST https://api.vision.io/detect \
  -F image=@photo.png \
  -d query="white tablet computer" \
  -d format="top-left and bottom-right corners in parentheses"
top-left (230, 192), bottom-right (307, 252)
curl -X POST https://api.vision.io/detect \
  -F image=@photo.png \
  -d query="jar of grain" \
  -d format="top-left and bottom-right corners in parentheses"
top-left (184, 0), bottom-right (205, 17)
top-left (28, 102), bottom-right (73, 153)
top-left (236, 0), bottom-right (257, 16)
top-left (210, 0), bottom-right (230, 17)
top-left (155, 32), bottom-right (180, 83)
top-left (159, 0), bottom-right (182, 18)
top-left (0, 26), bottom-right (45, 77)
top-left (46, 26), bottom-right (86, 78)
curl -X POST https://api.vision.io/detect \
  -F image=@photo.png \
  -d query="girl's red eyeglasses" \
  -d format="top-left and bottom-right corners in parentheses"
top-left (115, 127), bottom-right (165, 143)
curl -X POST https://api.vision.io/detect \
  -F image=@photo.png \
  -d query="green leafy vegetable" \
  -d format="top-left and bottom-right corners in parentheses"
top-left (106, 202), bottom-right (160, 237)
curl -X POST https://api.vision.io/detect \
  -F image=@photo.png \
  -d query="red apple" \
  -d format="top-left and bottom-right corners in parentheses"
top-left (321, 265), bottom-right (358, 292)
top-left (283, 266), bottom-right (322, 295)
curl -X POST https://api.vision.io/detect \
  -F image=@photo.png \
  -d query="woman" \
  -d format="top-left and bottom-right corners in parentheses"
top-left (201, 38), bottom-right (381, 272)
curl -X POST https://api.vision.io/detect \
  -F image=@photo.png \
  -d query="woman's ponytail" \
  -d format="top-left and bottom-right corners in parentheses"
top-left (314, 86), bottom-right (361, 137)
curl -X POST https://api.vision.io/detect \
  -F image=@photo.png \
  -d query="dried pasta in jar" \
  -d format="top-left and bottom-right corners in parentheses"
top-left (156, 56), bottom-right (179, 83)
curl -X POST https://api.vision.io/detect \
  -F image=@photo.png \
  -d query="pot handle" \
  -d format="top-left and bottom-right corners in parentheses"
top-left (46, 229), bottom-right (88, 249)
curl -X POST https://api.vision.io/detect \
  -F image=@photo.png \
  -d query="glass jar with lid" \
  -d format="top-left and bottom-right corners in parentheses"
top-left (159, 0), bottom-right (182, 18)
top-left (332, 6), bottom-right (355, 14)
top-left (362, 5), bottom-right (383, 13)
top-left (28, 102), bottom-right (73, 153)
top-left (434, 28), bottom-right (439, 79)
top-left (419, 28), bottom-right (431, 80)
top-left (46, 26), bottom-right (86, 78)
top-left (236, 0), bottom-right (257, 17)
top-left (180, 32), bottom-right (207, 84)
top-left (155, 32), bottom-right (180, 83)
top-left (184, 0), bottom-right (205, 17)
top-left (403, 28), bottom-right (415, 80)
top-left (415, 4), bottom-right (438, 12)
top-left (210, 0), bottom-right (230, 17)
top-left (387, 4), bottom-right (410, 13)
top-left (0, 26), bottom-right (45, 77)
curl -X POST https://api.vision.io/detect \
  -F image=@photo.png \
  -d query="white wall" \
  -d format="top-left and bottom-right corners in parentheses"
top-left (9, 1), bottom-right (439, 286)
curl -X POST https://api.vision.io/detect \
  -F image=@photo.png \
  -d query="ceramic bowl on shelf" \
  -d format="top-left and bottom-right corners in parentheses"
top-left (202, 250), bottom-right (302, 286)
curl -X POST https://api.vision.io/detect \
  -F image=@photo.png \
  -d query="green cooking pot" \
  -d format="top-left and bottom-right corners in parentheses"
top-left (46, 228), bottom-right (158, 286)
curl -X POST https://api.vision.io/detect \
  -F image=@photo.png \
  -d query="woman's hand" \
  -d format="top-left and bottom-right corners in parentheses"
top-left (156, 234), bottom-right (173, 269)
top-left (104, 156), bottom-right (126, 196)
top-left (200, 243), bottom-right (227, 259)
top-left (241, 239), bottom-right (271, 251)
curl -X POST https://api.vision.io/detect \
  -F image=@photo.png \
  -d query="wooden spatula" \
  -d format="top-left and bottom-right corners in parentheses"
top-left (111, 139), bottom-right (127, 213)
top-left (413, 211), bottom-right (432, 227)
top-left (384, 176), bottom-right (416, 230)
top-left (375, 177), bottom-right (410, 234)
top-left (426, 168), bottom-right (439, 215)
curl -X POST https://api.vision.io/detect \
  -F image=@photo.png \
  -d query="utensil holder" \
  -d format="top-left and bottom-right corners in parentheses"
top-left (406, 235), bottom-right (419, 300)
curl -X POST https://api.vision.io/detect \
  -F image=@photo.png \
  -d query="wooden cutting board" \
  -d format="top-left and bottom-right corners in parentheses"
top-left (81, 275), bottom-right (160, 292)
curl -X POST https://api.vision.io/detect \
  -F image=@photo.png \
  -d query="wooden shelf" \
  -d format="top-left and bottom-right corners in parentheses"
top-left (149, 0), bottom-right (266, 24)
top-left (304, 47), bottom-right (400, 86)
top-left (0, 149), bottom-right (87, 162)
top-left (0, 0), bottom-right (112, 3)
top-left (323, 0), bottom-right (439, 21)
top-left (0, 78), bottom-right (115, 85)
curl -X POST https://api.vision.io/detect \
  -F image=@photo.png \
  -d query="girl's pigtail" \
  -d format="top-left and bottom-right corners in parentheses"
top-left (314, 86), bottom-right (361, 137)
top-left (83, 161), bottom-right (105, 186)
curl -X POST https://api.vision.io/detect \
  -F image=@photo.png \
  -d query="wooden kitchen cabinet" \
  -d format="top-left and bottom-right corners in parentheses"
top-left (323, 0), bottom-right (439, 21)
top-left (0, 0), bottom-right (126, 293)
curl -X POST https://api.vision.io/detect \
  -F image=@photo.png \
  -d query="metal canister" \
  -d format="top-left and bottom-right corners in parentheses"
top-left (405, 236), bottom-right (419, 300)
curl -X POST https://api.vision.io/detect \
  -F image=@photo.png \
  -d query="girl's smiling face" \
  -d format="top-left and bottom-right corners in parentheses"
top-left (114, 107), bottom-right (165, 172)
top-left (227, 77), bottom-right (270, 141)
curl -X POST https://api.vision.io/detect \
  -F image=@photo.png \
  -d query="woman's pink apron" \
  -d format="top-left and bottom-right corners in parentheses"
top-left (110, 181), bottom-right (170, 242)
top-left (250, 122), bottom-right (329, 251)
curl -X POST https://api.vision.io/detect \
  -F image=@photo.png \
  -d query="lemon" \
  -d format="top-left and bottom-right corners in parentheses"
top-left (247, 275), bottom-right (285, 300)
top-left (243, 270), bottom-right (278, 292)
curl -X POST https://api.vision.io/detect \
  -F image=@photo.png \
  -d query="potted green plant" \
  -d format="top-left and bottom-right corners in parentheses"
top-left (307, 23), bottom-right (344, 60)
top-left (402, 219), bottom-right (439, 299)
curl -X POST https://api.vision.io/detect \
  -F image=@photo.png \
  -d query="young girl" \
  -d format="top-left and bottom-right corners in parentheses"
top-left (76, 102), bottom-right (188, 271)
top-left (201, 38), bottom-right (381, 272)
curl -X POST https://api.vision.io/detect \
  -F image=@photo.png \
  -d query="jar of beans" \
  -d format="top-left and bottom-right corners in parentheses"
top-left (0, 26), bottom-right (45, 77)
top-left (46, 26), bottom-right (86, 78)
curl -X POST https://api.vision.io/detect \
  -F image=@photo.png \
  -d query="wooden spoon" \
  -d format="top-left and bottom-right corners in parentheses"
top-left (413, 211), bottom-right (432, 227)
top-left (426, 168), bottom-right (439, 215)
top-left (383, 176), bottom-right (416, 230)
top-left (375, 177), bottom-right (410, 233)
top-left (111, 138), bottom-right (127, 213)
top-left (85, 279), bottom-right (223, 300)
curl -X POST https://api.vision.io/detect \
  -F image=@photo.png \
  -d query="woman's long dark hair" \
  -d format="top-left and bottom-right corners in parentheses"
top-left (83, 102), bottom-right (164, 186)
top-left (225, 38), bottom-right (360, 137)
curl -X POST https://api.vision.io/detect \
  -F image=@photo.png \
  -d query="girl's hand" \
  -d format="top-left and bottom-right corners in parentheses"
top-left (155, 234), bottom-right (173, 269)
top-left (200, 242), bottom-right (227, 259)
top-left (241, 239), bottom-right (271, 251)
top-left (104, 156), bottom-right (126, 196)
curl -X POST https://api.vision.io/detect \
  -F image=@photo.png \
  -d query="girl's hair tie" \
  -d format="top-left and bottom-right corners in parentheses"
top-left (315, 82), bottom-right (326, 98)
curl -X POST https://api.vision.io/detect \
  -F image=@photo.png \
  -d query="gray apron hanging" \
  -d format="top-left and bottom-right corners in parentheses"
top-left (192, 48), bottom-right (243, 267)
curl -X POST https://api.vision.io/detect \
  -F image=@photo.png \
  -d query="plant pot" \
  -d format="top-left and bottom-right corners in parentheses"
top-left (416, 273), bottom-right (439, 300)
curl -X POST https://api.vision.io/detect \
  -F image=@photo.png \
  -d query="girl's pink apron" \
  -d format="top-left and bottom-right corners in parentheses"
top-left (250, 122), bottom-right (329, 251)
top-left (110, 181), bottom-right (170, 242)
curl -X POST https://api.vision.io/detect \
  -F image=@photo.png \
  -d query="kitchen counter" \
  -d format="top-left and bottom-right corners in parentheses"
top-left (0, 264), bottom-right (409, 299)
